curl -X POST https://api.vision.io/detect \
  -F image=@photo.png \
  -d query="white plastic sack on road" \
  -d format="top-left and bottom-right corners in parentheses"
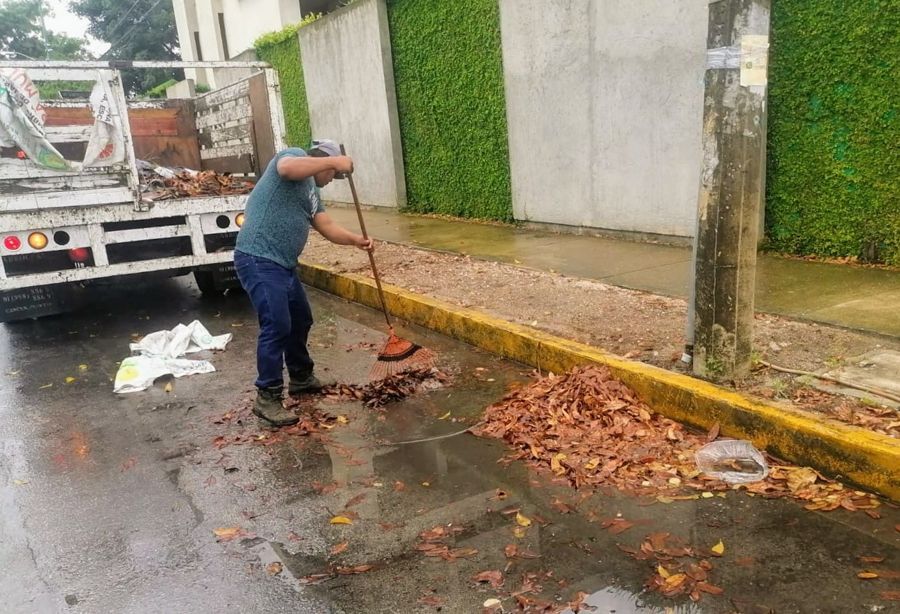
top-left (114, 321), bottom-right (233, 393)
top-left (129, 320), bottom-right (232, 359)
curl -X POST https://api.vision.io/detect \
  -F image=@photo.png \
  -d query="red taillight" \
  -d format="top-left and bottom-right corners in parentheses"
top-left (3, 236), bottom-right (21, 251)
top-left (68, 247), bottom-right (90, 263)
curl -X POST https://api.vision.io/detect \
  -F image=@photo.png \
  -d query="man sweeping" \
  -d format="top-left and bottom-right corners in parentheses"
top-left (234, 139), bottom-right (374, 426)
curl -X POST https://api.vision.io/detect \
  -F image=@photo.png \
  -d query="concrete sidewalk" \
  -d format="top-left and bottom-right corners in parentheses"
top-left (328, 206), bottom-right (900, 338)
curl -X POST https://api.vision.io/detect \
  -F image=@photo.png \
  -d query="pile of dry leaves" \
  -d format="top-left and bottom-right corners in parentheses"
top-left (144, 169), bottom-right (254, 200)
top-left (321, 368), bottom-right (449, 409)
top-left (475, 366), bottom-right (882, 512)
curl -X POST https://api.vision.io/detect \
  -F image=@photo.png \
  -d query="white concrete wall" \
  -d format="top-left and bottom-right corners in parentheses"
top-left (299, 0), bottom-right (406, 208)
top-left (499, 0), bottom-right (707, 237)
top-left (222, 0), bottom-right (302, 59)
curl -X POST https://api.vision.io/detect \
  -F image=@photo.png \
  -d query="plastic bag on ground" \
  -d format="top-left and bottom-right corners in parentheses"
top-left (695, 439), bottom-right (769, 483)
top-left (129, 320), bottom-right (232, 359)
top-left (114, 356), bottom-right (215, 394)
top-left (114, 320), bottom-right (232, 393)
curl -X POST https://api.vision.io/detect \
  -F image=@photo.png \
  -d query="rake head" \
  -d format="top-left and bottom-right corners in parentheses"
top-left (369, 330), bottom-right (436, 381)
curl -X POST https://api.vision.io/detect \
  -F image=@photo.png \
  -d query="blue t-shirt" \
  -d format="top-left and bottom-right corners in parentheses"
top-left (235, 148), bottom-right (325, 269)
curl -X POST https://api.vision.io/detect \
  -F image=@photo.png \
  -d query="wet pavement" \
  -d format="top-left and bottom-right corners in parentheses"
top-left (325, 207), bottom-right (900, 338)
top-left (1, 277), bottom-right (899, 613)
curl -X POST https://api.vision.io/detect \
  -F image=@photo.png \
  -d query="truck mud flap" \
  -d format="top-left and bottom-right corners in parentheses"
top-left (0, 284), bottom-right (79, 323)
top-left (196, 262), bottom-right (241, 290)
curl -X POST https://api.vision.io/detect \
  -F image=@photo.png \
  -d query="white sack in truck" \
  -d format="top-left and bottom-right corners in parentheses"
top-left (82, 74), bottom-right (125, 167)
top-left (0, 68), bottom-right (71, 171)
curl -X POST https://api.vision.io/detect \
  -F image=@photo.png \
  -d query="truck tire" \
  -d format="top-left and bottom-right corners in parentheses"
top-left (194, 270), bottom-right (224, 296)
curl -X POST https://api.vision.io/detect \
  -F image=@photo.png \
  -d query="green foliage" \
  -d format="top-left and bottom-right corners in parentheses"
top-left (0, 0), bottom-right (89, 60)
top-left (71, 0), bottom-right (182, 95)
top-left (767, 1), bottom-right (900, 264)
top-left (387, 0), bottom-right (512, 220)
top-left (144, 79), bottom-right (178, 98)
top-left (254, 16), bottom-right (320, 148)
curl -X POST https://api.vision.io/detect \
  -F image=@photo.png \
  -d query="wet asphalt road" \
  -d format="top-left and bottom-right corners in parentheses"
top-left (1, 276), bottom-right (899, 614)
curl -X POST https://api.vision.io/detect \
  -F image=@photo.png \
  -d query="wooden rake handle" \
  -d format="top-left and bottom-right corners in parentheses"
top-left (340, 143), bottom-right (392, 330)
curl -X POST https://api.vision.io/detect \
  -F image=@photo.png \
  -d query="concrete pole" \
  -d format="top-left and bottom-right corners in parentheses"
top-left (691, 0), bottom-right (770, 382)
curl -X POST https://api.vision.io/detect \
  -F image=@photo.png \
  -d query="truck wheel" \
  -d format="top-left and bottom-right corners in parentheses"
top-left (194, 270), bottom-right (223, 296)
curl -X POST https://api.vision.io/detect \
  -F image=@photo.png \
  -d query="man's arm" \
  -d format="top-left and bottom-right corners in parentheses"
top-left (311, 212), bottom-right (374, 251)
top-left (277, 155), bottom-right (354, 181)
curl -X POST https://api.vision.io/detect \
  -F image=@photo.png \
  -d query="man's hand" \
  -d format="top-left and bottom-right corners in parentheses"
top-left (331, 155), bottom-right (353, 175)
top-left (312, 212), bottom-right (374, 251)
top-left (355, 236), bottom-right (375, 252)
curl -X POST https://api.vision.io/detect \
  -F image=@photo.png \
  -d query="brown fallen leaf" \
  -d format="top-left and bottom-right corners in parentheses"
top-left (394, 481), bottom-right (406, 492)
top-left (417, 594), bottom-right (443, 607)
top-left (299, 573), bottom-right (333, 584)
top-left (343, 493), bottom-right (367, 508)
top-left (329, 541), bottom-right (349, 556)
top-left (706, 422), bottom-right (721, 442)
top-left (472, 570), bottom-right (504, 588)
top-left (335, 564), bottom-right (373, 574)
top-left (213, 527), bottom-right (242, 542)
top-left (504, 544), bottom-right (518, 558)
top-left (567, 591), bottom-right (596, 613)
top-left (551, 497), bottom-right (575, 514)
top-left (895, 524), bottom-right (900, 533)
top-left (445, 547), bottom-right (479, 560)
top-left (878, 570), bottom-right (900, 580)
top-left (859, 556), bottom-right (886, 564)
top-left (858, 571), bottom-right (880, 579)
top-left (266, 562), bottom-right (283, 575)
top-left (287, 531), bottom-right (303, 542)
top-left (881, 591), bottom-right (900, 601)
top-left (696, 582), bottom-right (724, 595)
top-left (601, 518), bottom-right (634, 535)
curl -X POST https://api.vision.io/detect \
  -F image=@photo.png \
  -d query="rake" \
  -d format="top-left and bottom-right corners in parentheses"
top-left (341, 145), bottom-right (436, 381)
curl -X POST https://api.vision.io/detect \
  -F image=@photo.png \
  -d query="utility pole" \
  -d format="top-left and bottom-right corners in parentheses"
top-left (691, 0), bottom-right (771, 382)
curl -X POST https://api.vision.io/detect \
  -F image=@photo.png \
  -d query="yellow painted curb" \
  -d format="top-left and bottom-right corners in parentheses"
top-left (299, 261), bottom-right (900, 502)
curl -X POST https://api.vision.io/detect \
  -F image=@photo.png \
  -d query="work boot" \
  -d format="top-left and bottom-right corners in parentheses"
top-left (253, 386), bottom-right (298, 426)
top-left (288, 371), bottom-right (328, 397)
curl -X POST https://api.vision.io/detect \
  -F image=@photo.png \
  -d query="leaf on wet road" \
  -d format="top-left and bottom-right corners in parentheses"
top-left (859, 556), bottom-right (885, 564)
top-left (881, 591), bottom-right (900, 601)
top-left (438, 411), bottom-right (451, 420)
top-left (336, 415), bottom-right (349, 424)
top-left (65, 376), bottom-right (76, 384)
top-left (696, 582), bottom-right (724, 595)
top-left (288, 531), bottom-right (303, 542)
top-left (515, 512), bottom-right (532, 527)
top-left (393, 481), bottom-right (406, 492)
top-left (472, 570), bottom-right (504, 588)
top-left (551, 498), bottom-right (575, 514)
top-left (213, 527), bottom-right (243, 541)
top-left (78, 364), bottom-right (89, 372)
top-left (329, 541), bottom-right (349, 556)
top-left (330, 516), bottom-right (353, 525)
top-left (711, 540), bottom-right (725, 556)
top-left (601, 518), bottom-right (634, 535)
top-left (706, 422), bottom-right (720, 442)
top-left (335, 564), bottom-right (373, 575)
top-left (343, 493), bottom-right (367, 508)
top-left (417, 594), bottom-right (443, 607)
top-left (513, 527), bottom-right (527, 539)
top-left (877, 570), bottom-right (900, 580)
top-left (567, 591), bottom-right (595, 613)
top-left (858, 571), bottom-right (880, 579)
top-left (504, 544), bottom-right (518, 558)
top-left (266, 562), bottom-right (283, 575)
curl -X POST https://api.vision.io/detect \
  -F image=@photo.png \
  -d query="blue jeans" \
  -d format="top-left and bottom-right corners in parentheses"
top-left (234, 251), bottom-right (314, 389)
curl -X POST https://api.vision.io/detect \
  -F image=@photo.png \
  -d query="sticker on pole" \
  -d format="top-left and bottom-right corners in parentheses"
top-left (740, 35), bottom-right (769, 87)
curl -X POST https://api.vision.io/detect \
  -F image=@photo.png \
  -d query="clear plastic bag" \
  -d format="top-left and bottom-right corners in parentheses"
top-left (695, 439), bottom-right (769, 484)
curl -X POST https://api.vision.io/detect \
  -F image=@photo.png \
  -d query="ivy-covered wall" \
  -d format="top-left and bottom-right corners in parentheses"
top-left (386, 0), bottom-right (512, 220)
top-left (767, 1), bottom-right (899, 264)
top-left (254, 17), bottom-right (317, 148)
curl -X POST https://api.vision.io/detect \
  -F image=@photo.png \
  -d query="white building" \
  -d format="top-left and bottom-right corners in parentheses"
top-left (171, 0), bottom-right (339, 89)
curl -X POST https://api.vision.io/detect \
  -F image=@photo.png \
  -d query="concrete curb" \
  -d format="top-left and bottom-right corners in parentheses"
top-left (299, 261), bottom-right (900, 502)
